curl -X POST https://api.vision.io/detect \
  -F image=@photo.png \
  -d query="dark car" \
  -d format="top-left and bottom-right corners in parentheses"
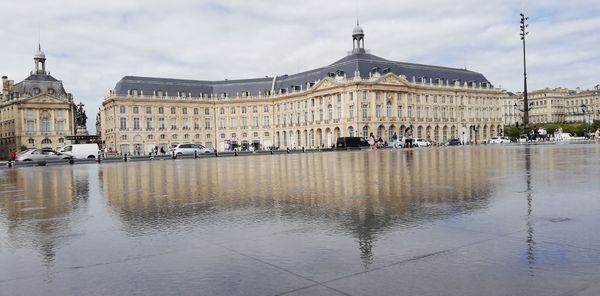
top-left (336, 137), bottom-right (369, 149)
top-left (444, 138), bottom-right (462, 146)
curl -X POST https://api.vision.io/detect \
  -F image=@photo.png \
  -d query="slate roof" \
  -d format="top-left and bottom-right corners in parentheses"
top-left (11, 74), bottom-right (68, 97)
top-left (114, 51), bottom-right (492, 98)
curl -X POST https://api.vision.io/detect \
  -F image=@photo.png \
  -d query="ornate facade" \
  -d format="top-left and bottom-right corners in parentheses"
top-left (0, 45), bottom-right (80, 158)
top-left (100, 24), bottom-right (505, 154)
top-left (507, 86), bottom-right (599, 126)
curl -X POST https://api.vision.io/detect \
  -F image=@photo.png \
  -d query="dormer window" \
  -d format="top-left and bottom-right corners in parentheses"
top-left (130, 89), bottom-right (139, 96)
top-left (34, 88), bottom-right (41, 95)
top-left (48, 88), bottom-right (54, 95)
top-left (155, 90), bottom-right (164, 97)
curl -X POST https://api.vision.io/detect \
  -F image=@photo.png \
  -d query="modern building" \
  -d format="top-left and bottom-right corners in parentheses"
top-left (1, 45), bottom-right (80, 158)
top-left (99, 23), bottom-right (505, 154)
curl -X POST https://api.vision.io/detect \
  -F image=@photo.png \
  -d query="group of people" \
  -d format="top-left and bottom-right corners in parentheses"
top-left (367, 127), bottom-right (415, 150)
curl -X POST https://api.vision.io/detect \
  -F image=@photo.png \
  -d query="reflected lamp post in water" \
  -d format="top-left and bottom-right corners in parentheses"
top-left (524, 146), bottom-right (536, 274)
top-left (520, 13), bottom-right (531, 136)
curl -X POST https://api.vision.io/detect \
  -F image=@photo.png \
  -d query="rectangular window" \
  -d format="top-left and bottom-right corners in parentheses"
top-left (263, 115), bottom-right (270, 127)
top-left (397, 106), bottom-right (403, 118)
top-left (253, 116), bottom-right (259, 128)
top-left (146, 106), bottom-right (152, 114)
top-left (159, 107), bottom-right (164, 114)
top-left (158, 118), bottom-right (165, 129)
top-left (120, 106), bottom-right (126, 114)
top-left (133, 117), bottom-right (140, 130)
top-left (171, 118), bottom-right (177, 129)
top-left (133, 106), bottom-right (139, 114)
top-left (220, 117), bottom-right (226, 129)
top-left (204, 108), bottom-right (210, 115)
top-left (194, 108), bottom-right (199, 115)
top-left (146, 117), bottom-right (153, 129)
top-left (362, 104), bottom-right (368, 119)
top-left (204, 117), bottom-right (211, 129)
top-left (263, 105), bottom-right (269, 112)
top-left (408, 106), bottom-right (413, 118)
top-left (375, 105), bottom-right (381, 118)
top-left (57, 121), bottom-right (64, 132)
top-left (182, 107), bottom-right (187, 115)
top-left (349, 105), bottom-right (354, 118)
top-left (26, 120), bottom-right (35, 132)
top-left (170, 107), bottom-right (176, 114)
top-left (120, 117), bottom-right (127, 129)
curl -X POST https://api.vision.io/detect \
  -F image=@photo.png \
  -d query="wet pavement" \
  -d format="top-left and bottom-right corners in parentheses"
top-left (1, 144), bottom-right (600, 296)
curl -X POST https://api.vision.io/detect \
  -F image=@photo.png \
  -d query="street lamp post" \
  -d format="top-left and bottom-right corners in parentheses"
top-left (520, 13), bottom-right (530, 135)
top-left (581, 104), bottom-right (590, 138)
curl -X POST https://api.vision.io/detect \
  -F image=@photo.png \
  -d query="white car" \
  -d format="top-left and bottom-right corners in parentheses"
top-left (489, 136), bottom-right (510, 144)
top-left (170, 144), bottom-right (212, 156)
top-left (413, 138), bottom-right (432, 147)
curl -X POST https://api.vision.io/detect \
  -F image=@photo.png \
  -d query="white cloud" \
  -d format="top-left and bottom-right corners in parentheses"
top-left (1, 0), bottom-right (599, 133)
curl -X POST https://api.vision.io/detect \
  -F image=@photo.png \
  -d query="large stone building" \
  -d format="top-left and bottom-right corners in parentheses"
top-left (99, 24), bottom-right (505, 154)
top-left (1, 45), bottom-right (80, 158)
top-left (507, 86), bottom-right (599, 126)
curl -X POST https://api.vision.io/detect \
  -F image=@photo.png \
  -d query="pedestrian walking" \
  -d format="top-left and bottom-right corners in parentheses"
top-left (391, 132), bottom-right (398, 148)
top-left (368, 133), bottom-right (376, 150)
top-left (9, 149), bottom-right (17, 161)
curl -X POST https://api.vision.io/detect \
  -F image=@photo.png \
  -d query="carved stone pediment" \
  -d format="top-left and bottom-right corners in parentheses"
top-left (378, 73), bottom-right (409, 86)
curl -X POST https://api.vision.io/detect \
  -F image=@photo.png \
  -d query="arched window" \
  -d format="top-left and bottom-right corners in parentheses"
top-left (362, 126), bottom-right (369, 137)
top-left (327, 104), bottom-right (333, 120)
top-left (58, 138), bottom-right (64, 144)
top-left (41, 138), bottom-right (52, 144)
top-left (160, 134), bottom-right (166, 140)
top-left (147, 135), bottom-right (154, 140)
top-left (172, 134), bottom-right (178, 140)
top-left (348, 126), bottom-right (355, 137)
top-left (28, 138), bottom-right (35, 144)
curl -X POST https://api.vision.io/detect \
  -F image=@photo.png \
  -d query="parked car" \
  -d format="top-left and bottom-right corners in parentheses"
top-left (16, 149), bottom-right (68, 162)
top-left (58, 144), bottom-right (99, 159)
top-left (413, 138), bottom-right (432, 147)
top-left (170, 144), bottom-right (212, 156)
top-left (336, 137), bottom-right (369, 149)
top-left (444, 138), bottom-right (462, 146)
top-left (489, 136), bottom-right (511, 144)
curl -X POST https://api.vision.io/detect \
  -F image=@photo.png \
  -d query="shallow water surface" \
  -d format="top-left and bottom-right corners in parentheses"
top-left (1, 145), bottom-right (600, 295)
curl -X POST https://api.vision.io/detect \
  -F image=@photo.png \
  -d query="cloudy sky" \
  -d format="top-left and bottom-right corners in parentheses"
top-left (2, 0), bottom-right (599, 132)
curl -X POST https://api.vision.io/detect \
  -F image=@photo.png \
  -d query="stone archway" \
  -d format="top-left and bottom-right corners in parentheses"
top-left (316, 129), bottom-right (322, 147)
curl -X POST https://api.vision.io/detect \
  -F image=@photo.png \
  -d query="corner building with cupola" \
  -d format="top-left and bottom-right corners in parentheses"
top-left (100, 24), bottom-right (505, 154)
top-left (1, 45), bottom-right (79, 158)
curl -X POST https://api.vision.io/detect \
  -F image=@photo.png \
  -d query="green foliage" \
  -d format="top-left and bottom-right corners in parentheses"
top-left (504, 125), bottom-right (522, 138)
top-left (504, 122), bottom-right (590, 137)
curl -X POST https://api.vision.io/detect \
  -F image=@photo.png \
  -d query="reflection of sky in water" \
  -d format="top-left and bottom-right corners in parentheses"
top-left (2, 145), bottom-right (600, 295)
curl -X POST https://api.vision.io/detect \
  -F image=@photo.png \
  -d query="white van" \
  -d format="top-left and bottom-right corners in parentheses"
top-left (58, 144), bottom-right (99, 159)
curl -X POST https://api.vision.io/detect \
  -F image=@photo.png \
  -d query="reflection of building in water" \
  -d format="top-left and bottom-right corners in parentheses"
top-left (102, 148), bottom-right (515, 264)
top-left (0, 167), bottom-right (83, 221)
top-left (0, 167), bottom-right (87, 264)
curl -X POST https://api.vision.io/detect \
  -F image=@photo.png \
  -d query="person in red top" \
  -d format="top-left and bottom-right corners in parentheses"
top-left (9, 149), bottom-right (17, 161)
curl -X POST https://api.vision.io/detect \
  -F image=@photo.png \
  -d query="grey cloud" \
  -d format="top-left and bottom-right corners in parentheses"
top-left (1, 0), bottom-right (598, 133)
